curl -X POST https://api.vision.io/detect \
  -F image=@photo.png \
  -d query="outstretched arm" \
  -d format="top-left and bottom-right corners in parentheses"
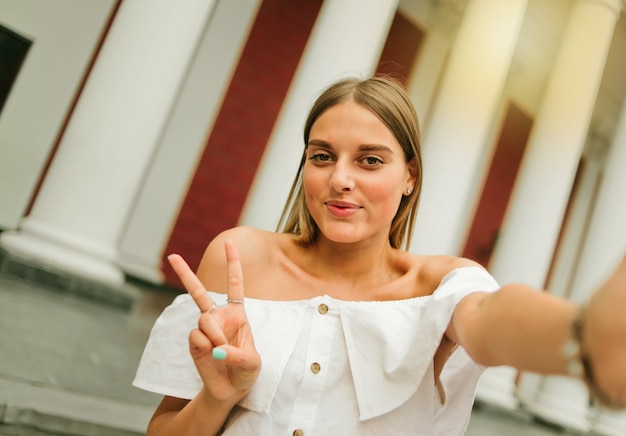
top-left (449, 282), bottom-right (576, 374)
top-left (448, 254), bottom-right (626, 409)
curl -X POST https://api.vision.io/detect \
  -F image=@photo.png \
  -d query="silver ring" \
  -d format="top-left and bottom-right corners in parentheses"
top-left (202, 303), bottom-right (217, 314)
top-left (227, 298), bottom-right (244, 304)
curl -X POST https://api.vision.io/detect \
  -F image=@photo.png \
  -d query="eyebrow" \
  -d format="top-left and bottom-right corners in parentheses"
top-left (307, 139), bottom-right (394, 153)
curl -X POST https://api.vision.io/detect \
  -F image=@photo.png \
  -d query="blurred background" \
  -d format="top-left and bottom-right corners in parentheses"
top-left (0, 0), bottom-right (625, 434)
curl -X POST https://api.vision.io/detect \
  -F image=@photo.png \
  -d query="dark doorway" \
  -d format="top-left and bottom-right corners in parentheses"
top-left (462, 102), bottom-right (533, 267)
top-left (376, 10), bottom-right (424, 84)
top-left (0, 25), bottom-right (32, 115)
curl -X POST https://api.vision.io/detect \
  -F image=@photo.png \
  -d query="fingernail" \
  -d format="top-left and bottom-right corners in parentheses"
top-left (212, 348), bottom-right (227, 360)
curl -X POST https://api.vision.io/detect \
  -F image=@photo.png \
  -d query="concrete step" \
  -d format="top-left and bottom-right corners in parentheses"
top-left (0, 378), bottom-right (152, 436)
top-left (0, 248), bottom-right (140, 311)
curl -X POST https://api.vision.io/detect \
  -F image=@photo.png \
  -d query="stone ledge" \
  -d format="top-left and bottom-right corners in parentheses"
top-left (0, 248), bottom-right (139, 310)
top-left (0, 378), bottom-right (152, 436)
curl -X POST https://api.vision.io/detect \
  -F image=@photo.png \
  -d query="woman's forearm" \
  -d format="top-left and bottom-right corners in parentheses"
top-left (147, 389), bottom-right (241, 436)
top-left (452, 284), bottom-right (578, 375)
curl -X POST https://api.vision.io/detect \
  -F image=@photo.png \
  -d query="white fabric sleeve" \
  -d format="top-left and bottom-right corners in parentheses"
top-left (132, 294), bottom-right (203, 400)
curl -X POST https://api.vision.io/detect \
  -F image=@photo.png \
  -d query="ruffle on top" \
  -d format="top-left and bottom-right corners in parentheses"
top-left (133, 266), bottom-right (499, 421)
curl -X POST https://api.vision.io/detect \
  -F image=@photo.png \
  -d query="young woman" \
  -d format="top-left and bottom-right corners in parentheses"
top-left (134, 76), bottom-right (626, 435)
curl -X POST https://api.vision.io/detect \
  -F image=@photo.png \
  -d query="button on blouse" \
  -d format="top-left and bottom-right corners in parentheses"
top-left (285, 297), bottom-right (336, 433)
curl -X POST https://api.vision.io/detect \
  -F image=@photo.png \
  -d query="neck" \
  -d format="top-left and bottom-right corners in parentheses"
top-left (305, 235), bottom-right (398, 288)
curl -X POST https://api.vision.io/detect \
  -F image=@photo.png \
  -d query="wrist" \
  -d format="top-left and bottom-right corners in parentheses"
top-left (564, 305), bottom-right (626, 410)
top-left (199, 385), bottom-right (249, 411)
top-left (563, 306), bottom-right (588, 380)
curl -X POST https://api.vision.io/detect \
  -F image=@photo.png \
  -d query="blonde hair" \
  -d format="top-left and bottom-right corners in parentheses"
top-left (277, 76), bottom-right (422, 249)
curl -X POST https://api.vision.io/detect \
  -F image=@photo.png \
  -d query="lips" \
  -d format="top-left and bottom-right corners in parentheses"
top-left (325, 200), bottom-right (361, 218)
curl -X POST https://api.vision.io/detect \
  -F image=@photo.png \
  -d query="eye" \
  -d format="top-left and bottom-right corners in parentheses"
top-left (309, 152), bottom-right (333, 163)
top-left (360, 156), bottom-right (383, 167)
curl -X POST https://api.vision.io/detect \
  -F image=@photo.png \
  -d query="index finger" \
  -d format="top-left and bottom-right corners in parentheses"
top-left (168, 254), bottom-right (215, 313)
top-left (224, 240), bottom-right (245, 302)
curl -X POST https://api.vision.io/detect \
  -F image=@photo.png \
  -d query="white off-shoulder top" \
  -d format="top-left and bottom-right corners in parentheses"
top-left (133, 267), bottom-right (500, 435)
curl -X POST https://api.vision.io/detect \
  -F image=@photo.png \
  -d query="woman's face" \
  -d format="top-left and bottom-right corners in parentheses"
top-left (303, 101), bottom-right (416, 246)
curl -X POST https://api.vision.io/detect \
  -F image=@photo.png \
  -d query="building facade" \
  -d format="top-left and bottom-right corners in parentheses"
top-left (1, 0), bottom-right (625, 432)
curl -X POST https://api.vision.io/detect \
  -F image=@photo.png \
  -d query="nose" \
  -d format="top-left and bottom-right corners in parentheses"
top-left (329, 160), bottom-right (355, 193)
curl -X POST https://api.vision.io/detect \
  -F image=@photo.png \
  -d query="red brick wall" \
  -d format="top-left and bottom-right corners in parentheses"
top-left (163, 0), bottom-right (322, 287)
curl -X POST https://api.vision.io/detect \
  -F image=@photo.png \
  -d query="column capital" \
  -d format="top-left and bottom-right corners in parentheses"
top-left (575, 0), bottom-right (622, 15)
top-left (429, 0), bottom-right (467, 38)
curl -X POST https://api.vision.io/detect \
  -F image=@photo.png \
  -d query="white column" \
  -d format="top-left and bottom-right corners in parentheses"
top-left (117, 0), bottom-right (260, 284)
top-left (240, 0), bottom-right (399, 230)
top-left (569, 107), bottom-right (626, 305)
top-left (566, 80), bottom-right (626, 436)
top-left (0, 0), bottom-right (215, 285)
top-left (0, 0), bottom-right (115, 229)
top-left (515, 141), bottom-right (605, 425)
top-left (404, 0), bottom-right (528, 410)
top-left (489, 0), bottom-right (620, 287)
top-left (585, 95), bottom-right (626, 436)
top-left (411, 0), bottom-right (528, 256)
top-left (407, 32), bottom-right (450, 131)
top-left (404, 1), bottom-right (461, 129)
top-left (487, 0), bottom-right (621, 431)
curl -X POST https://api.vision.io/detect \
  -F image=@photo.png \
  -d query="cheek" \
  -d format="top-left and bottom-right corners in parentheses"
top-left (302, 168), bottom-right (316, 195)
top-left (365, 179), bottom-right (404, 213)
top-left (302, 168), bottom-right (324, 206)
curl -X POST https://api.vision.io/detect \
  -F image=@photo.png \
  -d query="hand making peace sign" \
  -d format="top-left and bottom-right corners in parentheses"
top-left (167, 240), bottom-right (261, 403)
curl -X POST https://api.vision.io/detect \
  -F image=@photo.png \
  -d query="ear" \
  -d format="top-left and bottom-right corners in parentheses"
top-left (406, 157), bottom-right (418, 187)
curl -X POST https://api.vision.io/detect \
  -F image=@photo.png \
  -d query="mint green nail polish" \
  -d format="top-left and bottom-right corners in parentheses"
top-left (212, 348), bottom-right (227, 360)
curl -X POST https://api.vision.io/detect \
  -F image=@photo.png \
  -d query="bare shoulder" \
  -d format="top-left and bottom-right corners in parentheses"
top-left (196, 226), bottom-right (283, 295)
top-left (409, 252), bottom-right (483, 292)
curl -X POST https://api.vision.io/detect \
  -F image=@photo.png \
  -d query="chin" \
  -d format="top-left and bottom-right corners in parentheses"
top-left (314, 218), bottom-right (374, 245)
top-left (320, 228), bottom-right (368, 245)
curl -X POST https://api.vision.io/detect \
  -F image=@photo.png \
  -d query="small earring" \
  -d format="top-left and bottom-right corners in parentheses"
top-left (406, 187), bottom-right (412, 195)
